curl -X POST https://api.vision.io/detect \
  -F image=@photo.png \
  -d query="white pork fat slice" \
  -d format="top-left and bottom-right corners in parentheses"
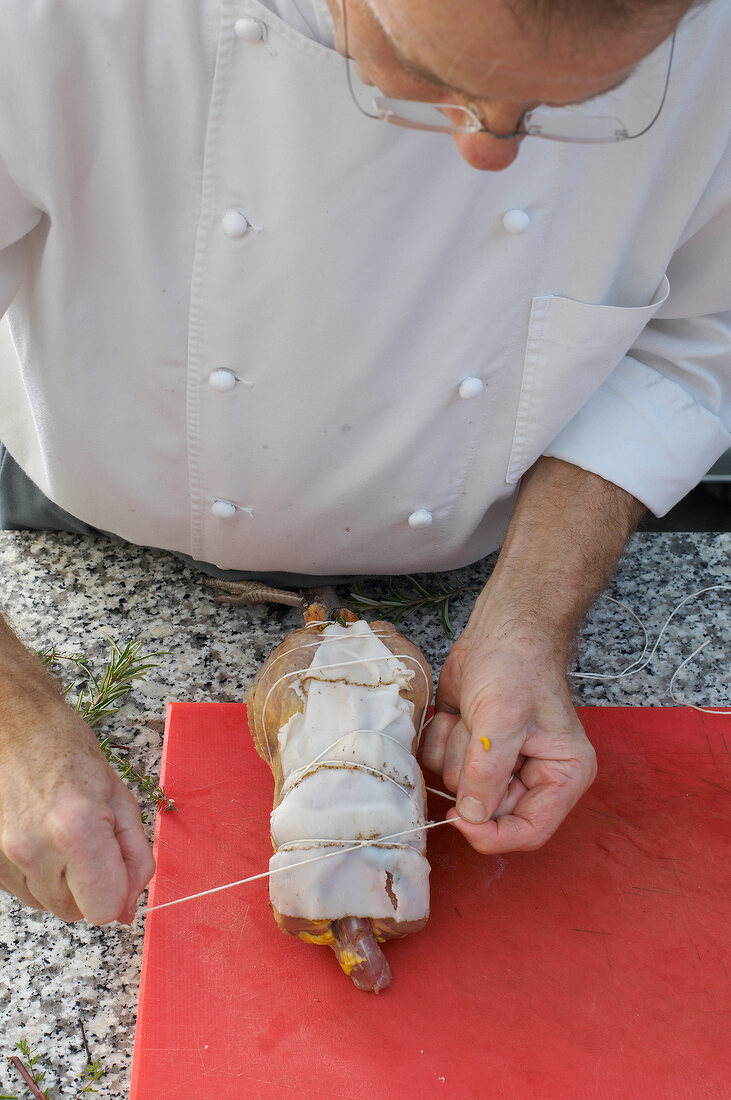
top-left (269, 617), bottom-right (429, 925)
top-left (281, 728), bottom-right (423, 791)
top-left (270, 763), bottom-right (426, 847)
top-left (300, 620), bottom-right (415, 689)
top-left (270, 844), bottom-right (430, 922)
top-left (277, 679), bottom-right (418, 780)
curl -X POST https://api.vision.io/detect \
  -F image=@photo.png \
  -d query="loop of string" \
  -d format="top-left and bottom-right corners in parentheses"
top-left (279, 760), bottom-right (426, 820)
top-left (282, 727), bottom-right (423, 788)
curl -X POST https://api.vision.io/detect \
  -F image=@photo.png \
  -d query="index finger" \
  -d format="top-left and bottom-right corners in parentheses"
top-left (447, 785), bottom-right (559, 853)
top-left (450, 755), bottom-right (587, 853)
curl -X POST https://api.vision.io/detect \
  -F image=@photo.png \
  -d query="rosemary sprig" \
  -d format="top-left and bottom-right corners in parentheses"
top-left (2, 1028), bottom-right (105, 1100)
top-left (38, 638), bottom-right (175, 815)
top-left (39, 638), bottom-right (163, 728)
top-left (348, 573), bottom-right (478, 639)
top-left (95, 733), bottom-right (175, 814)
top-left (75, 1020), bottom-right (102, 1098)
top-left (75, 1059), bottom-right (103, 1098)
top-left (3, 1039), bottom-right (50, 1100)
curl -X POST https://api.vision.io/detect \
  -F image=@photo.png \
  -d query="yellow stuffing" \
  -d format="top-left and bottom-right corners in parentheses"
top-left (298, 929), bottom-right (335, 946)
top-left (336, 948), bottom-right (366, 976)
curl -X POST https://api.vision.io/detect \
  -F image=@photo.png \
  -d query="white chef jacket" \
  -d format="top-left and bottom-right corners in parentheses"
top-left (0, 0), bottom-right (729, 575)
top-left (263, 0), bottom-right (334, 45)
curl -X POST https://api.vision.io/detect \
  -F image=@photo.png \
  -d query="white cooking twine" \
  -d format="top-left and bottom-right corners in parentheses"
top-left (143, 585), bottom-right (730, 917)
top-left (143, 818), bottom-right (458, 915)
top-left (145, 623), bottom-right (441, 917)
top-left (570, 584), bottom-right (731, 714)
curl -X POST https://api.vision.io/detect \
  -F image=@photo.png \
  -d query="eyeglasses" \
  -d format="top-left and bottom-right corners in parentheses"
top-left (342, 3), bottom-right (675, 144)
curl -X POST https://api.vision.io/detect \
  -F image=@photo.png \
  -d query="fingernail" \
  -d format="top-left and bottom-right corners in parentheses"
top-left (457, 796), bottom-right (487, 824)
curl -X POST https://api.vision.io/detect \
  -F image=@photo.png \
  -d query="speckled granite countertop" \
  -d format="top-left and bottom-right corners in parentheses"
top-left (0, 530), bottom-right (728, 1098)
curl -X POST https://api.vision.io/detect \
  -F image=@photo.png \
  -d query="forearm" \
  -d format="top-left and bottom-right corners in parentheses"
top-left (472, 456), bottom-right (646, 658)
top-left (0, 610), bottom-right (68, 727)
top-left (425, 457), bottom-right (634, 844)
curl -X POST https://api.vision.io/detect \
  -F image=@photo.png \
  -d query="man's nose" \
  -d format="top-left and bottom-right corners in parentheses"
top-left (451, 130), bottom-right (525, 171)
top-left (447, 99), bottom-right (528, 171)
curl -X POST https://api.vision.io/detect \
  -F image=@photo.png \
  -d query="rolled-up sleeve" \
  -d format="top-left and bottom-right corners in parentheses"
top-left (544, 191), bottom-right (731, 516)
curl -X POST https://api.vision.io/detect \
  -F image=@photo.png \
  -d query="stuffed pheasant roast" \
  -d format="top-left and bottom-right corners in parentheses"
top-left (247, 605), bottom-right (433, 992)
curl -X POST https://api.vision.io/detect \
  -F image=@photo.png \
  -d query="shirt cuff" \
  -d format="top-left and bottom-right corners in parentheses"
top-left (543, 356), bottom-right (731, 516)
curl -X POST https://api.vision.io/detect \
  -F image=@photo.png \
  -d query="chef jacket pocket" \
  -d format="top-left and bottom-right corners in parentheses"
top-left (506, 275), bottom-right (670, 484)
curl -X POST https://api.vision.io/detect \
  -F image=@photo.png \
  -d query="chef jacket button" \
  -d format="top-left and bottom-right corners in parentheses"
top-left (408, 508), bottom-right (433, 530)
top-left (502, 208), bottom-right (531, 234)
top-left (222, 209), bottom-right (250, 238)
top-left (211, 499), bottom-right (237, 519)
top-left (458, 376), bottom-right (484, 400)
top-left (208, 369), bottom-right (237, 392)
top-left (234, 17), bottom-right (265, 42)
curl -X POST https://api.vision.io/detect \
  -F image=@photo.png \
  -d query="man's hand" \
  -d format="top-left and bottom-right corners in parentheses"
top-left (422, 629), bottom-right (596, 852)
top-left (0, 617), bottom-right (155, 924)
top-left (422, 456), bottom-right (645, 854)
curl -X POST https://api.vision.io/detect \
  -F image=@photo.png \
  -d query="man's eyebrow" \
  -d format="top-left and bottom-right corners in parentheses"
top-left (374, 14), bottom-right (633, 107)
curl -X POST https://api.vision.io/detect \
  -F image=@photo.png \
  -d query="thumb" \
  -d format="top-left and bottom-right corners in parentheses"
top-left (455, 710), bottom-right (524, 825)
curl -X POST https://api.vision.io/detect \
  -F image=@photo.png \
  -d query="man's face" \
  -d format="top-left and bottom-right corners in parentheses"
top-left (326, 0), bottom-right (686, 170)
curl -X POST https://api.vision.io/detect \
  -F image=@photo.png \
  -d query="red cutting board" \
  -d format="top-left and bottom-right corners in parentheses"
top-left (130, 704), bottom-right (730, 1100)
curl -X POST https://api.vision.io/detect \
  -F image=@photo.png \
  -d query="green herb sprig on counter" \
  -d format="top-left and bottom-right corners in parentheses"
top-left (74, 1058), bottom-right (103, 1097)
top-left (3, 1026), bottom-right (104, 1100)
top-left (3, 1039), bottom-right (50, 1100)
top-left (95, 731), bottom-right (175, 818)
top-left (38, 637), bottom-right (176, 816)
top-left (348, 574), bottom-right (478, 639)
top-left (39, 637), bottom-right (162, 727)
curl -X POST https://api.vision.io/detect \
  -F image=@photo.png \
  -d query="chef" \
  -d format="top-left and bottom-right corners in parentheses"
top-left (0, 0), bottom-right (729, 925)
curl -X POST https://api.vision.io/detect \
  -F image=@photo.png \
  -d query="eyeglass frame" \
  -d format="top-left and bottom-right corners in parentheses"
top-left (341, 0), bottom-right (676, 143)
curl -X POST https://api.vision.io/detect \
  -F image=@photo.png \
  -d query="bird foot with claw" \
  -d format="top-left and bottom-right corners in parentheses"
top-left (204, 578), bottom-right (341, 611)
top-left (204, 578), bottom-right (307, 608)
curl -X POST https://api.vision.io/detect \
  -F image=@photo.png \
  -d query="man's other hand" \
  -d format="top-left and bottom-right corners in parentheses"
top-left (0, 682), bottom-right (155, 924)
